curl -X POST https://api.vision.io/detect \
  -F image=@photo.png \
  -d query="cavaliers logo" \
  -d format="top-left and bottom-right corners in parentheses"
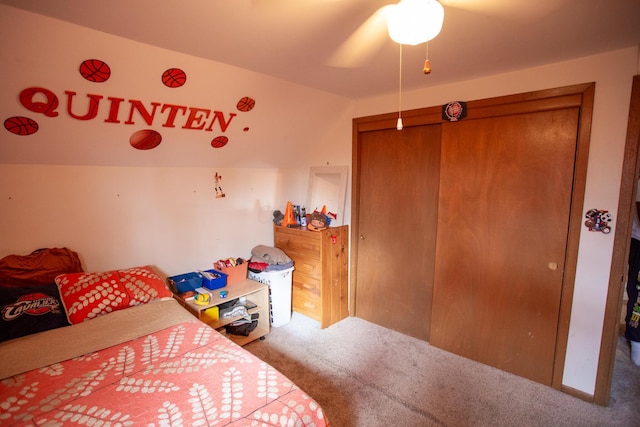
top-left (1, 292), bottom-right (61, 321)
top-left (442, 101), bottom-right (467, 122)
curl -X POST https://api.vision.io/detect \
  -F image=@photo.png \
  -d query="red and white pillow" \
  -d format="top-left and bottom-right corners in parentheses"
top-left (55, 266), bottom-right (172, 324)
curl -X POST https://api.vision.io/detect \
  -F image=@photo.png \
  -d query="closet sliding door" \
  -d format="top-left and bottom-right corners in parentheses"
top-left (430, 108), bottom-right (580, 385)
top-left (352, 83), bottom-right (593, 388)
top-left (353, 124), bottom-right (441, 341)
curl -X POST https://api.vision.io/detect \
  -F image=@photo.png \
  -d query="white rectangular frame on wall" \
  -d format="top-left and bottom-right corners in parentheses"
top-left (307, 166), bottom-right (348, 226)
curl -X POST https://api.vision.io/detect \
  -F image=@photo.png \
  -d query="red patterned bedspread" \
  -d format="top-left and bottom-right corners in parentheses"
top-left (0, 321), bottom-right (327, 426)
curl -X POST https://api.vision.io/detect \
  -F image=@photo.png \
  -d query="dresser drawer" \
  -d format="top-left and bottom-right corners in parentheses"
top-left (275, 229), bottom-right (321, 261)
top-left (292, 279), bottom-right (321, 321)
top-left (291, 258), bottom-right (321, 279)
top-left (292, 273), bottom-right (320, 292)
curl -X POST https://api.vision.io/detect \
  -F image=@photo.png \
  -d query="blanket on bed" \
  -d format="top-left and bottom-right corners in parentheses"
top-left (0, 319), bottom-right (326, 426)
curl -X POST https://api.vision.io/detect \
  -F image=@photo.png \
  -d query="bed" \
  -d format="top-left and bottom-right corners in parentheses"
top-left (0, 249), bottom-right (327, 426)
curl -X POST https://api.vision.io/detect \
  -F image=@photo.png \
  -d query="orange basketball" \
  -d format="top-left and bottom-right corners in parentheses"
top-left (130, 129), bottom-right (162, 150)
top-left (4, 116), bottom-right (39, 136)
top-left (79, 59), bottom-right (111, 83)
top-left (211, 136), bottom-right (229, 148)
top-left (162, 68), bottom-right (187, 88)
top-left (236, 96), bottom-right (255, 112)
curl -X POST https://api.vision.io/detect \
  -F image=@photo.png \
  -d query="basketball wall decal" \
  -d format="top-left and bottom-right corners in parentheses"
top-left (79, 59), bottom-right (111, 82)
top-left (162, 68), bottom-right (187, 88)
top-left (4, 116), bottom-right (39, 136)
top-left (130, 129), bottom-right (162, 150)
top-left (211, 136), bottom-right (229, 148)
top-left (236, 96), bottom-right (255, 112)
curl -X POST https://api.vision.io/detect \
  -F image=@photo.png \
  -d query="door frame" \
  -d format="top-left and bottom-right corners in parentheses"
top-left (351, 82), bottom-right (595, 393)
top-left (594, 75), bottom-right (640, 405)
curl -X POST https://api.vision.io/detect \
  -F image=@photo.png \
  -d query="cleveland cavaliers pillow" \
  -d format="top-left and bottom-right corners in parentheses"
top-left (0, 285), bottom-right (69, 342)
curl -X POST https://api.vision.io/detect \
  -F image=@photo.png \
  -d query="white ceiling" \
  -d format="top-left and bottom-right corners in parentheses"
top-left (2, 0), bottom-right (639, 99)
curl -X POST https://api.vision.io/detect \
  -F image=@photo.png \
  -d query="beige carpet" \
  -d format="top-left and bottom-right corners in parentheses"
top-left (245, 313), bottom-right (639, 427)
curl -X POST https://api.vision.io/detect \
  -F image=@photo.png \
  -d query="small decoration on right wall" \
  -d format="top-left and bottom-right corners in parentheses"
top-left (584, 209), bottom-right (612, 234)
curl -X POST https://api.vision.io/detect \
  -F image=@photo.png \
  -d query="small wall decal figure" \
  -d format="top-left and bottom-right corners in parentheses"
top-left (236, 96), bottom-right (255, 112)
top-left (161, 68), bottom-right (187, 88)
top-left (4, 116), bottom-right (38, 135)
top-left (130, 129), bottom-right (162, 150)
top-left (584, 209), bottom-right (612, 234)
top-left (211, 136), bottom-right (229, 148)
top-left (79, 59), bottom-right (111, 83)
top-left (214, 172), bottom-right (225, 198)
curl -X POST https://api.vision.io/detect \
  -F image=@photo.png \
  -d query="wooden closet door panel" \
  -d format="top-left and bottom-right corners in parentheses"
top-left (355, 124), bottom-right (441, 341)
top-left (431, 108), bottom-right (579, 385)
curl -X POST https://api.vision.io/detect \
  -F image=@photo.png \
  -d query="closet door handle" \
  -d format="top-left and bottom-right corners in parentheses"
top-left (360, 234), bottom-right (366, 240)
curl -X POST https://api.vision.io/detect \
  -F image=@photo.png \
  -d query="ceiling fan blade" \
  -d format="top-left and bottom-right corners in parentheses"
top-left (251, 0), bottom-right (342, 8)
top-left (440, 0), bottom-right (562, 19)
top-left (327, 5), bottom-right (393, 69)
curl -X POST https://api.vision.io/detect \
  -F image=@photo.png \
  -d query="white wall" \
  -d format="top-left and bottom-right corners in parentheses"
top-left (355, 47), bottom-right (639, 394)
top-left (0, 6), bottom-right (354, 274)
top-left (0, 165), bottom-right (277, 273)
top-left (0, 5), bottom-right (354, 170)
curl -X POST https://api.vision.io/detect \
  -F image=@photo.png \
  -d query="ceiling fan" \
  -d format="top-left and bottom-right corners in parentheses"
top-left (251, 0), bottom-right (562, 68)
top-left (328, 0), bottom-right (442, 68)
top-left (325, 0), bottom-right (563, 68)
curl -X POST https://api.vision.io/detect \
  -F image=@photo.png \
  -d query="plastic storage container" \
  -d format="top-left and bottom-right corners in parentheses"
top-left (247, 267), bottom-right (294, 327)
top-left (168, 271), bottom-right (202, 294)
top-left (216, 262), bottom-right (249, 285)
top-left (168, 269), bottom-right (227, 293)
top-left (202, 270), bottom-right (227, 290)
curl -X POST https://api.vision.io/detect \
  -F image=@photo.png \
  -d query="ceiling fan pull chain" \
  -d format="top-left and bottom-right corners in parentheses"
top-left (397, 43), bottom-right (404, 131)
top-left (424, 41), bottom-right (432, 74)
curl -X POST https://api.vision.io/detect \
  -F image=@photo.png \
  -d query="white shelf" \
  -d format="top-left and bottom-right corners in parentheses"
top-left (174, 279), bottom-right (270, 345)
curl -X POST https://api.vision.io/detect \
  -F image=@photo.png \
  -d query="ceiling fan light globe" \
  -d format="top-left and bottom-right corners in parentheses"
top-left (387, 0), bottom-right (444, 45)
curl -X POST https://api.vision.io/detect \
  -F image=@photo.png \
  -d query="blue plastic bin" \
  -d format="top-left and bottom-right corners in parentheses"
top-left (202, 270), bottom-right (227, 290)
top-left (168, 272), bottom-right (202, 293)
top-left (168, 270), bottom-right (227, 293)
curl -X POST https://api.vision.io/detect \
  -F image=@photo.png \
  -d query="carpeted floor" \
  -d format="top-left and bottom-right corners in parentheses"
top-left (244, 313), bottom-right (639, 427)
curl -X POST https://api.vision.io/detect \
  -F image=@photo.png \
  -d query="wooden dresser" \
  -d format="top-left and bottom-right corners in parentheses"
top-left (274, 225), bottom-right (349, 328)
